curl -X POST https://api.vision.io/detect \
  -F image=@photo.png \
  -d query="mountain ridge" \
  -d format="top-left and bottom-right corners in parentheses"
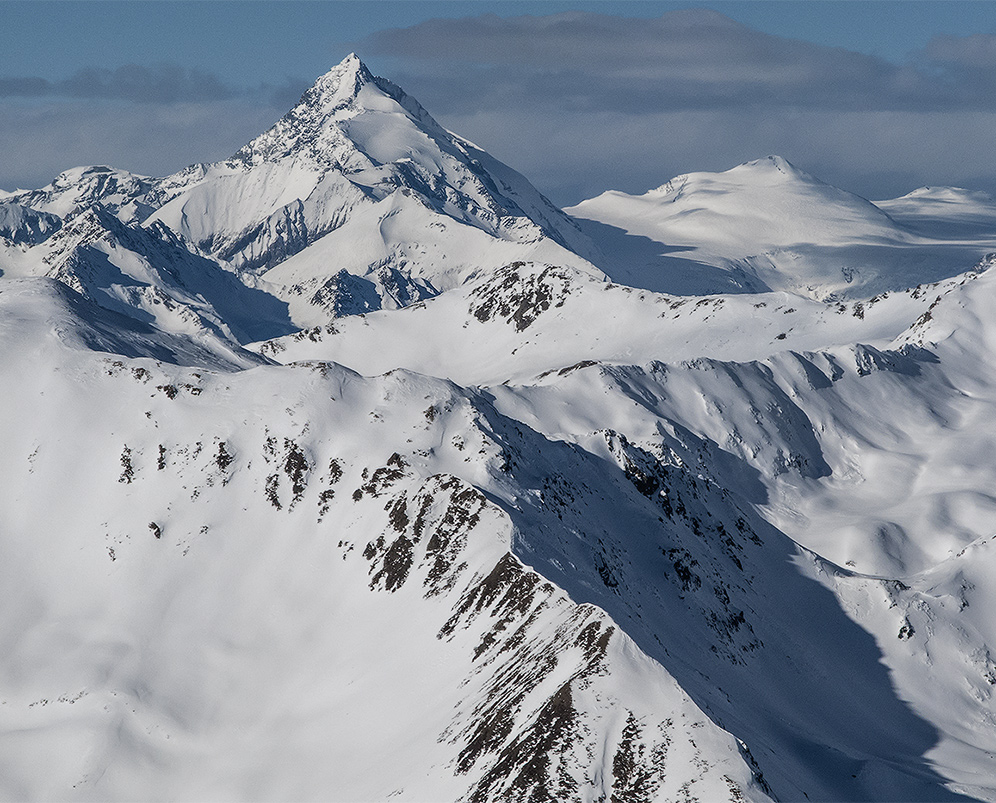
top-left (4, 55), bottom-right (603, 329)
top-left (3, 55), bottom-right (996, 803)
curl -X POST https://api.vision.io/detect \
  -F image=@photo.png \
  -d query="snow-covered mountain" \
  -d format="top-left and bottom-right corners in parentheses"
top-left (0, 201), bottom-right (294, 364)
top-left (569, 156), bottom-right (996, 299)
top-left (0, 200), bottom-right (61, 245)
top-left (5, 54), bottom-right (996, 802)
top-left (3, 55), bottom-right (601, 328)
top-left (4, 164), bottom-right (156, 223)
top-left (877, 186), bottom-right (996, 239)
top-left (147, 54), bottom-right (594, 271)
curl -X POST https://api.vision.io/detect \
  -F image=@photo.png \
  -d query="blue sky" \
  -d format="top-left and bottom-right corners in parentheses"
top-left (3, 2), bottom-right (996, 203)
top-left (5, 2), bottom-right (996, 80)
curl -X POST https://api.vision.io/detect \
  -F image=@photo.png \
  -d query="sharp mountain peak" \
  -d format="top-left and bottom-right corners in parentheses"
top-left (232, 53), bottom-right (441, 167)
top-left (300, 52), bottom-right (377, 110)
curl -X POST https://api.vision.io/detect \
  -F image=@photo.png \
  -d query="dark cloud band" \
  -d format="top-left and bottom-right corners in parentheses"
top-left (0, 64), bottom-right (236, 103)
top-left (362, 10), bottom-right (996, 113)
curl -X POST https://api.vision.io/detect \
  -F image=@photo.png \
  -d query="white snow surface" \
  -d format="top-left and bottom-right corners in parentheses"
top-left (876, 186), bottom-right (996, 245)
top-left (4, 55), bottom-right (996, 803)
top-left (252, 261), bottom-right (957, 386)
top-left (569, 156), bottom-right (996, 300)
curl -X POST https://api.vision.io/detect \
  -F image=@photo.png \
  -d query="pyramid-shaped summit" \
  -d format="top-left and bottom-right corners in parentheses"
top-left (233, 53), bottom-right (430, 167)
top-left (141, 53), bottom-right (598, 322)
top-left (303, 52), bottom-right (373, 106)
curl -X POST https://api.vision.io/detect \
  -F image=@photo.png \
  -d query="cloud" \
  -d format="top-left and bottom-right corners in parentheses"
top-left (0, 77), bottom-right (50, 97)
top-left (434, 105), bottom-right (996, 207)
top-left (917, 33), bottom-right (996, 101)
top-left (58, 64), bottom-right (236, 103)
top-left (923, 32), bottom-right (996, 69)
top-left (263, 77), bottom-right (312, 111)
top-left (0, 100), bottom-right (283, 191)
top-left (0, 65), bottom-right (311, 191)
top-left (363, 10), bottom-right (996, 114)
top-left (0, 63), bottom-right (254, 103)
top-left (4, 13), bottom-right (996, 206)
top-left (354, 10), bottom-right (996, 204)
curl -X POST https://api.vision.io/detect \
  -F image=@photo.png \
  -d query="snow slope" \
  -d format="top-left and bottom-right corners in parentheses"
top-left (877, 186), bottom-right (996, 240)
top-left (0, 277), bottom-right (265, 371)
top-left (5, 54), bottom-right (996, 803)
top-left (5, 165), bottom-right (155, 224)
top-left (4, 252), bottom-right (989, 800)
top-left (0, 201), bottom-right (60, 246)
top-left (0, 312), bottom-right (768, 802)
top-left (251, 260), bottom-right (960, 386)
top-left (248, 255), bottom-right (996, 800)
top-left (570, 156), bottom-right (996, 300)
top-left (0, 204), bottom-right (294, 349)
